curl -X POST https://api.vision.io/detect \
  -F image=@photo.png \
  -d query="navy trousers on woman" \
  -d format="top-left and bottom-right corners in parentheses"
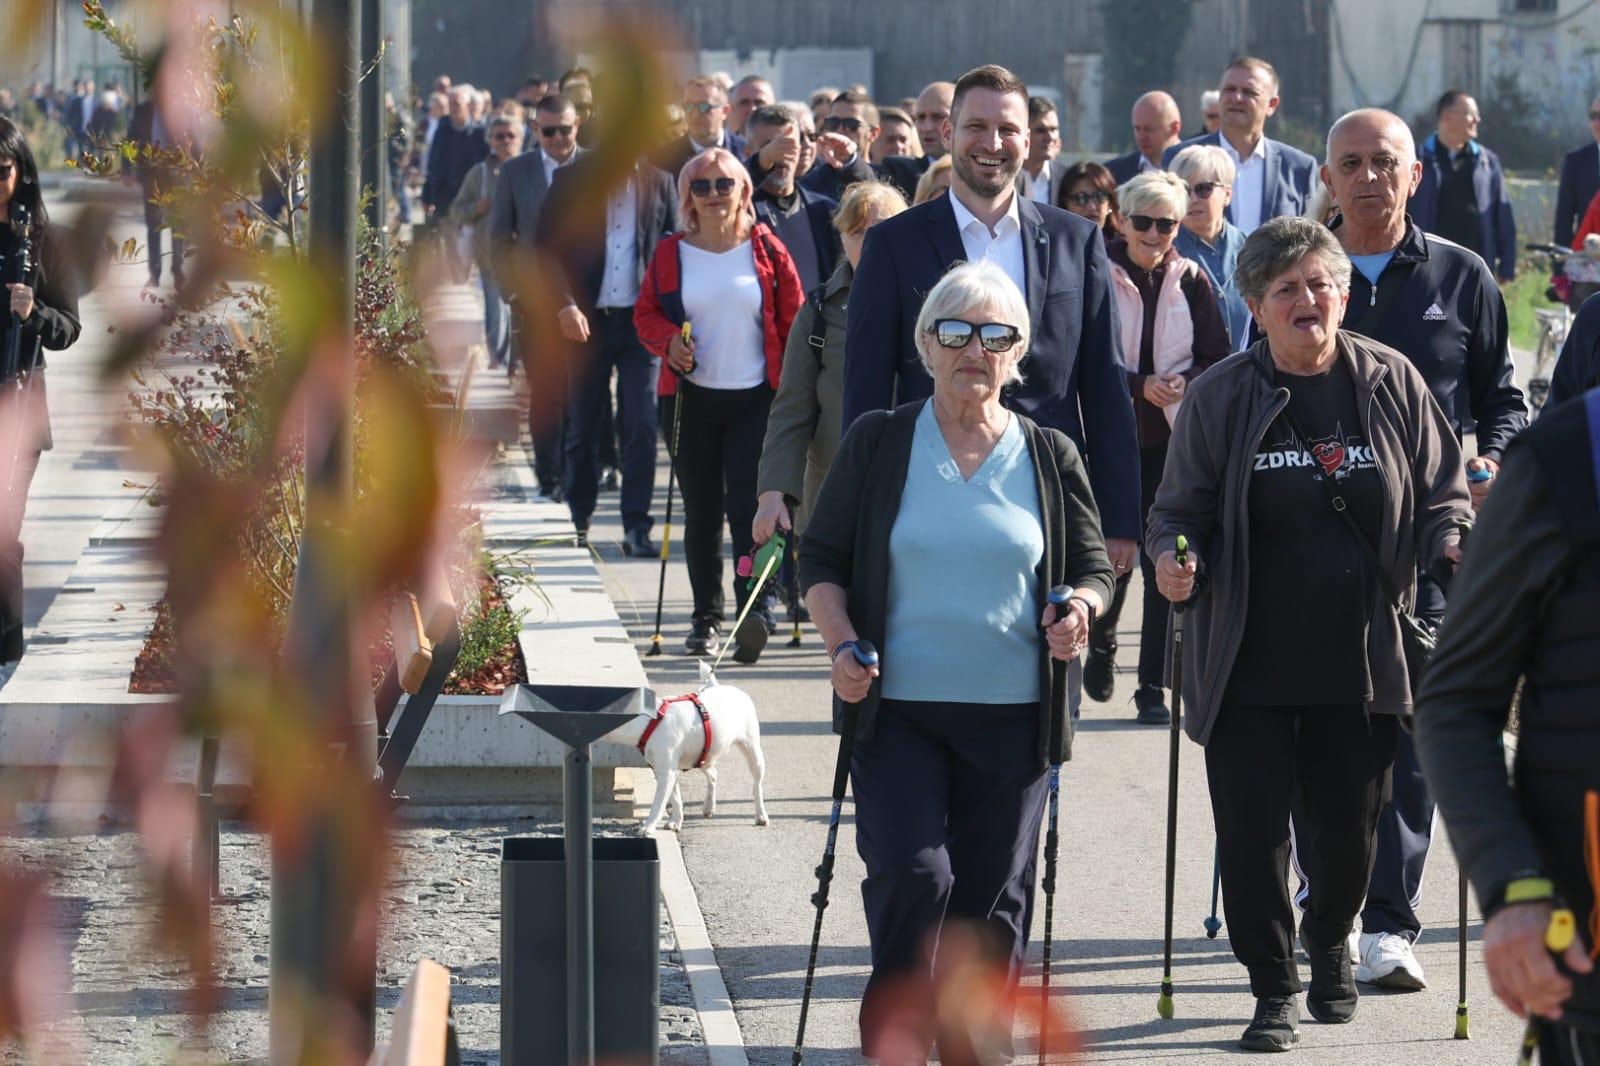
top-left (851, 698), bottom-right (1048, 1063)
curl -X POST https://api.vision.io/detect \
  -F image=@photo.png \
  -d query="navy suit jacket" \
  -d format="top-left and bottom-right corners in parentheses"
top-left (1103, 151), bottom-right (1143, 186)
top-left (1410, 136), bottom-right (1517, 280)
top-left (754, 187), bottom-right (841, 293)
top-left (656, 131), bottom-right (748, 179)
top-left (1162, 131), bottom-right (1317, 226)
top-left (843, 193), bottom-right (1141, 539)
top-left (534, 159), bottom-right (679, 315)
top-left (1555, 143), bottom-right (1600, 247)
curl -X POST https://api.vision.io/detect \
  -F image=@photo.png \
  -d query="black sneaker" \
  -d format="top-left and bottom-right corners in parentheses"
top-left (684, 616), bottom-right (721, 657)
top-left (1240, 995), bottom-right (1299, 1052)
top-left (1134, 684), bottom-right (1171, 725)
top-left (1305, 930), bottom-right (1359, 1023)
top-left (601, 467), bottom-right (620, 492)
top-left (1084, 642), bottom-right (1116, 702)
top-left (732, 605), bottom-right (770, 664)
top-left (621, 528), bottom-right (658, 557)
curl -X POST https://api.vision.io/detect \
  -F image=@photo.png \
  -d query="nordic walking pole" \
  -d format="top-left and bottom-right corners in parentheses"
top-left (1204, 844), bottom-right (1223, 938)
top-left (1515, 906), bottom-right (1578, 1064)
top-left (1455, 869), bottom-right (1470, 1038)
top-left (794, 640), bottom-right (879, 1066)
top-left (1039, 586), bottom-right (1073, 1062)
top-left (647, 323), bottom-right (694, 656)
top-left (787, 532), bottom-right (804, 647)
top-left (1157, 534), bottom-right (1190, 1021)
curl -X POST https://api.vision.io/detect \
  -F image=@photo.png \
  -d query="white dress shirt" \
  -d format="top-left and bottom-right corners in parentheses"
top-left (1026, 160), bottom-right (1052, 203)
top-left (1224, 133), bottom-right (1269, 235)
top-left (541, 148), bottom-right (570, 191)
top-left (949, 189), bottom-right (1026, 298)
top-left (596, 174), bottom-right (640, 309)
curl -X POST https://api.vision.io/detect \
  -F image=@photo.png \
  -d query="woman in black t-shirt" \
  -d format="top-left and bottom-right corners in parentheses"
top-left (0, 118), bottom-right (80, 680)
top-left (1145, 217), bottom-right (1473, 1052)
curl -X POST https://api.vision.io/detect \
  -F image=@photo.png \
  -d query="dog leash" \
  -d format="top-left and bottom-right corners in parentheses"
top-left (710, 533), bottom-right (786, 672)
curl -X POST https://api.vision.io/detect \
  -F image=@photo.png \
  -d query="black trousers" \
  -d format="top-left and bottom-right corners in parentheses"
top-left (518, 325), bottom-right (566, 495)
top-left (660, 381), bottom-right (770, 622)
top-left (1206, 701), bottom-right (1396, 997)
top-left (851, 699), bottom-right (1048, 1063)
top-left (1089, 442), bottom-right (1167, 688)
top-left (563, 309), bottom-right (657, 534)
top-left (1295, 576), bottom-right (1446, 941)
top-left (1541, 1022), bottom-right (1600, 1065)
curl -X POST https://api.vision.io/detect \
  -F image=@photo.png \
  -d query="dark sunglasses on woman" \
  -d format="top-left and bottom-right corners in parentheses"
top-left (932, 318), bottom-right (1022, 353)
top-left (689, 177), bottom-right (738, 198)
top-left (1185, 181), bottom-right (1221, 200)
top-left (1129, 214), bottom-right (1179, 235)
top-left (1065, 190), bottom-right (1109, 208)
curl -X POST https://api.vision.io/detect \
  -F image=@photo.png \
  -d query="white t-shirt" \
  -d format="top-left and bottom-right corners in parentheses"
top-left (680, 240), bottom-right (766, 390)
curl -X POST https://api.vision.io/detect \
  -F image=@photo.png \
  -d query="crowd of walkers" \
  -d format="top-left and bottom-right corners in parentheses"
top-left (348, 57), bottom-right (1600, 1063)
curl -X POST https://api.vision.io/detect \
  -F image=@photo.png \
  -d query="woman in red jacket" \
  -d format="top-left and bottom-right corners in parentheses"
top-left (635, 148), bottom-right (803, 660)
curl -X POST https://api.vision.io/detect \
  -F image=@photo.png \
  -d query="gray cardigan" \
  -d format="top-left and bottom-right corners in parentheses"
top-left (1146, 331), bottom-right (1474, 745)
top-left (798, 399), bottom-right (1116, 766)
top-left (755, 261), bottom-right (851, 528)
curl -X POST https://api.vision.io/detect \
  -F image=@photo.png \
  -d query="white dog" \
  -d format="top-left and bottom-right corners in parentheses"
top-left (606, 665), bottom-right (769, 835)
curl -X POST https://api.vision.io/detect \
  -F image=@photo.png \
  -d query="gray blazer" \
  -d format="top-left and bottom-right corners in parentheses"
top-left (488, 145), bottom-right (583, 289)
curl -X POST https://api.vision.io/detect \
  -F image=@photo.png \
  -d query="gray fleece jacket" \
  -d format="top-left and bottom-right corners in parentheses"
top-left (1146, 331), bottom-right (1473, 745)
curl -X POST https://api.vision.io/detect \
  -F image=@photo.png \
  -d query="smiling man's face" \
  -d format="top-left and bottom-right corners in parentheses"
top-left (948, 87), bottom-right (1028, 199)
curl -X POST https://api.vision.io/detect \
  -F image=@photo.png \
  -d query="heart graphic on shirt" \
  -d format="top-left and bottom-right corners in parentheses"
top-left (1311, 439), bottom-right (1345, 477)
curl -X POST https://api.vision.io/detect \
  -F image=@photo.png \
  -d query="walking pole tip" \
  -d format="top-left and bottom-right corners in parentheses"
top-left (1157, 980), bottom-right (1174, 1020)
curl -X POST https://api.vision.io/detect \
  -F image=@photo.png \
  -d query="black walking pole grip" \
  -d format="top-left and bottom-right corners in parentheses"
top-left (794, 643), bottom-right (874, 1065)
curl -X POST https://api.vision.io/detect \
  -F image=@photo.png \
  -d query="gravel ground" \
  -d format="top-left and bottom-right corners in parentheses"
top-left (0, 816), bottom-right (705, 1064)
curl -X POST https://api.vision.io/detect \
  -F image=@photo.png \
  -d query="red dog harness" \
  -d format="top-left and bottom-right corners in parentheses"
top-left (637, 693), bottom-right (713, 769)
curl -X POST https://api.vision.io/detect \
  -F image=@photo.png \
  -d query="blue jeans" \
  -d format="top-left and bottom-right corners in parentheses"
top-left (480, 270), bottom-right (510, 367)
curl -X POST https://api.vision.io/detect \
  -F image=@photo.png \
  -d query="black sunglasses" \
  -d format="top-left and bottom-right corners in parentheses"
top-left (1066, 190), bottom-right (1109, 208)
top-left (1129, 214), bottom-right (1179, 235)
top-left (684, 101), bottom-right (719, 115)
top-left (1185, 181), bottom-right (1220, 200)
top-left (823, 116), bottom-right (865, 133)
top-left (932, 318), bottom-right (1021, 353)
top-left (689, 176), bottom-right (738, 197)
top-left (540, 124), bottom-right (573, 138)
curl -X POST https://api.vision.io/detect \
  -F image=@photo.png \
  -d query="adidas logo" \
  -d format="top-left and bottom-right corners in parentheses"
top-left (1423, 302), bottom-right (1447, 321)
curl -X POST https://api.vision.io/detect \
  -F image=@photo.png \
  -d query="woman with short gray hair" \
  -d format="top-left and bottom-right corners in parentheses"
top-left (1081, 170), bottom-right (1229, 721)
top-left (799, 258), bottom-right (1114, 1060)
top-left (1171, 144), bottom-right (1252, 347)
top-left (1145, 216), bottom-right (1472, 1051)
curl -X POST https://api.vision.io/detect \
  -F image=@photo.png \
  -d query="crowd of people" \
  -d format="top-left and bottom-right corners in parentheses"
top-left (8, 44), bottom-right (1596, 1064)
top-left (389, 53), bottom-right (1600, 1063)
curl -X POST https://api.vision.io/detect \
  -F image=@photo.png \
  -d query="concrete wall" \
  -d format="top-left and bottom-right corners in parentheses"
top-left (1330, 0), bottom-right (1600, 142)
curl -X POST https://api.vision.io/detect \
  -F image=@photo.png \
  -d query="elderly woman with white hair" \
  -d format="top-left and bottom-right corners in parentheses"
top-left (1082, 170), bottom-right (1230, 722)
top-left (800, 259), bottom-right (1115, 1061)
top-left (1170, 144), bottom-right (1252, 348)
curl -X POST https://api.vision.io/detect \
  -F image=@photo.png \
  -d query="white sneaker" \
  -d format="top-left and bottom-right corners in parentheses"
top-left (1355, 931), bottom-right (1427, 990)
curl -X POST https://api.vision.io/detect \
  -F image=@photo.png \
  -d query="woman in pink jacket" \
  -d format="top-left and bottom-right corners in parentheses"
top-left (1083, 170), bottom-right (1231, 722)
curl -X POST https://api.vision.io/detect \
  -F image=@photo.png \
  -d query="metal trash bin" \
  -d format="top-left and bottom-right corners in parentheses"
top-left (502, 835), bottom-right (660, 1065)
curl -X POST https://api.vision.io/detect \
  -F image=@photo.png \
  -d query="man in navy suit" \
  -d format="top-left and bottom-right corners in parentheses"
top-left (845, 64), bottom-right (1141, 568)
top-left (1105, 91), bottom-right (1182, 186)
top-left (656, 75), bottom-right (747, 178)
top-left (1554, 94), bottom-right (1600, 247)
top-left (1163, 57), bottom-right (1317, 234)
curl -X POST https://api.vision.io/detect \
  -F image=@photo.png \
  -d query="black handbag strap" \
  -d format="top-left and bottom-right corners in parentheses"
top-left (1256, 359), bottom-right (1409, 613)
